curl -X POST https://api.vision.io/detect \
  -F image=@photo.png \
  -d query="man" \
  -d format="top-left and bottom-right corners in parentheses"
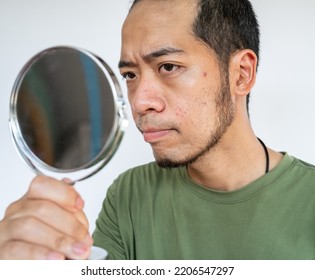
top-left (1, 0), bottom-right (315, 259)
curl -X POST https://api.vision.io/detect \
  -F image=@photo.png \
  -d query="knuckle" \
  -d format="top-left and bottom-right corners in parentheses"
top-left (80, 215), bottom-right (89, 229)
top-left (4, 200), bottom-right (21, 218)
top-left (3, 241), bottom-right (21, 258)
top-left (29, 175), bottom-right (51, 194)
top-left (33, 200), bottom-right (50, 216)
top-left (54, 235), bottom-right (66, 251)
top-left (73, 221), bottom-right (88, 238)
top-left (30, 175), bottom-right (46, 188)
top-left (15, 216), bottom-right (38, 235)
top-left (2, 217), bottom-right (41, 245)
top-left (63, 188), bottom-right (82, 210)
top-left (0, 242), bottom-right (14, 259)
top-left (64, 185), bottom-right (78, 199)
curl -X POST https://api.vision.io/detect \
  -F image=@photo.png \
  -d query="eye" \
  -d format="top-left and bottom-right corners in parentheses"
top-left (159, 63), bottom-right (179, 73)
top-left (121, 72), bottom-right (136, 81)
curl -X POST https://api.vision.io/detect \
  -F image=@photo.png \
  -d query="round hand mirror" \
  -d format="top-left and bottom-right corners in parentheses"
top-left (9, 46), bottom-right (128, 183)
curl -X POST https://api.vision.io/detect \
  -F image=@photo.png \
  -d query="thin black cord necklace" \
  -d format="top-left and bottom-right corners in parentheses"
top-left (257, 137), bottom-right (269, 174)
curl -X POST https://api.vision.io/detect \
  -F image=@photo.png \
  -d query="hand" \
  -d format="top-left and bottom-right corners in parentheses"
top-left (0, 176), bottom-right (93, 259)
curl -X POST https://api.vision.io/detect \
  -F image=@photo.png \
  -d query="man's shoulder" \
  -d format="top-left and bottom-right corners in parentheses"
top-left (282, 154), bottom-right (315, 187)
top-left (293, 156), bottom-right (315, 170)
top-left (290, 155), bottom-right (315, 180)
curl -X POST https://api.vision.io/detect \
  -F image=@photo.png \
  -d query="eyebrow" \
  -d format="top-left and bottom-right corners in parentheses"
top-left (118, 47), bottom-right (184, 69)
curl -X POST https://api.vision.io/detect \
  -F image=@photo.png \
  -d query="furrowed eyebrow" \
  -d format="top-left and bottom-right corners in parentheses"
top-left (118, 60), bottom-right (137, 69)
top-left (143, 47), bottom-right (184, 61)
top-left (118, 47), bottom-right (184, 69)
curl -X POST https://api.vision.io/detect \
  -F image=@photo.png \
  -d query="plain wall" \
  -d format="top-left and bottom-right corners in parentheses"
top-left (1, 0), bottom-right (315, 233)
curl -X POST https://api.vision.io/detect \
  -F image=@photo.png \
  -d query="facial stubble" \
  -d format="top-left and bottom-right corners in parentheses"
top-left (155, 74), bottom-right (236, 168)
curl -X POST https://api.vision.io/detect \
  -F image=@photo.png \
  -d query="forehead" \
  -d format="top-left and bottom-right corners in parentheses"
top-left (126, 0), bottom-right (197, 22)
top-left (121, 0), bottom-right (199, 58)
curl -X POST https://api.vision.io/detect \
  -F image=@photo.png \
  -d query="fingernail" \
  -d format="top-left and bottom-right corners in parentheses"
top-left (72, 242), bottom-right (89, 256)
top-left (46, 252), bottom-right (65, 260)
top-left (62, 178), bottom-right (74, 185)
top-left (76, 197), bottom-right (85, 209)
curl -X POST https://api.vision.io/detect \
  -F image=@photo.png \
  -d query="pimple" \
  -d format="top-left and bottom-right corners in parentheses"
top-left (175, 106), bottom-right (186, 117)
top-left (203, 72), bottom-right (208, 77)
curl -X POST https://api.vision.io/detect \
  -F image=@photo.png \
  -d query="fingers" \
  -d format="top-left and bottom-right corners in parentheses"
top-left (14, 217), bottom-right (91, 259)
top-left (6, 178), bottom-right (89, 229)
top-left (0, 175), bottom-right (93, 260)
top-left (0, 241), bottom-right (65, 260)
top-left (5, 199), bottom-right (89, 239)
top-left (26, 176), bottom-right (84, 212)
top-left (0, 240), bottom-right (92, 260)
top-left (0, 216), bottom-right (93, 260)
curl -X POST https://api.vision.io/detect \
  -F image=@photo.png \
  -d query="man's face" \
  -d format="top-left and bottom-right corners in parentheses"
top-left (119, 0), bottom-right (235, 167)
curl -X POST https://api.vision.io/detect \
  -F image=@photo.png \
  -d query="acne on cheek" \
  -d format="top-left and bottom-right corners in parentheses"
top-left (175, 106), bottom-right (187, 118)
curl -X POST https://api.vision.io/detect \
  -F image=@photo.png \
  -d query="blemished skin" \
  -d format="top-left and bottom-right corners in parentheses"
top-left (119, 0), bottom-right (283, 191)
top-left (0, 0), bottom-right (283, 260)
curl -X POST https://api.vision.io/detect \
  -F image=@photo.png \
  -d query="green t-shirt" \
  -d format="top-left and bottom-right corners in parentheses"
top-left (93, 153), bottom-right (315, 259)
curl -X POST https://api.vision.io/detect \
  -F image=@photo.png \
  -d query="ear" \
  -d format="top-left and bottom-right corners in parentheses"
top-left (229, 49), bottom-right (257, 97)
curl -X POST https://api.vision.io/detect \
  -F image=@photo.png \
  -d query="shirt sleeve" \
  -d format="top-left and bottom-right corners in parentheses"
top-left (92, 184), bottom-right (127, 260)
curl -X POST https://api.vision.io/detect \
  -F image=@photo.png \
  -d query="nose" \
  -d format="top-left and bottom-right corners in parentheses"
top-left (129, 77), bottom-right (165, 115)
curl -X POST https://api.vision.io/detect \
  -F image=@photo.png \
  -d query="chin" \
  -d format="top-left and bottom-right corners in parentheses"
top-left (154, 151), bottom-right (196, 168)
top-left (156, 158), bottom-right (186, 169)
top-left (153, 141), bottom-right (216, 169)
top-left (153, 150), bottom-right (185, 168)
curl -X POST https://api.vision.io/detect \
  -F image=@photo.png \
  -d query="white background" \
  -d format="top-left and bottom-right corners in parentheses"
top-left (1, 260), bottom-right (315, 279)
top-left (0, 0), bottom-right (315, 234)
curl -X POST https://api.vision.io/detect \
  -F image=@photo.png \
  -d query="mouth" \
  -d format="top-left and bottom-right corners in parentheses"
top-left (141, 128), bottom-right (173, 143)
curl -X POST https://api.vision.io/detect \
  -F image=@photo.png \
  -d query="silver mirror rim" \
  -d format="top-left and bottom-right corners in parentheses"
top-left (9, 45), bottom-right (128, 182)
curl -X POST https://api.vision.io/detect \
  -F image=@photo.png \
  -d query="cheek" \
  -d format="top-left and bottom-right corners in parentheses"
top-left (174, 101), bottom-right (204, 130)
top-left (173, 84), bottom-right (215, 121)
top-left (175, 105), bottom-right (187, 118)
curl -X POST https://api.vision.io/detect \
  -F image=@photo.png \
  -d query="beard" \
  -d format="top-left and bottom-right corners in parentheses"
top-left (156, 74), bottom-right (236, 169)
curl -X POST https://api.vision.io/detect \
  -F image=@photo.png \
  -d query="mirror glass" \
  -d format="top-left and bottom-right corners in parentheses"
top-left (9, 46), bottom-right (128, 182)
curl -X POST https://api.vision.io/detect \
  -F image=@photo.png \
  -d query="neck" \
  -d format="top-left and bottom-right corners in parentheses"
top-left (187, 130), bottom-right (282, 192)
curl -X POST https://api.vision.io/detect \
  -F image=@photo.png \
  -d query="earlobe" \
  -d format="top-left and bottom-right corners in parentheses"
top-left (231, 49), bottom-right (257, 96)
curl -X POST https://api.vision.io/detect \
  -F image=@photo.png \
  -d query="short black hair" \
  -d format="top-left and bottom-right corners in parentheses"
top-left (130, 0), bottom-right (260, 110)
